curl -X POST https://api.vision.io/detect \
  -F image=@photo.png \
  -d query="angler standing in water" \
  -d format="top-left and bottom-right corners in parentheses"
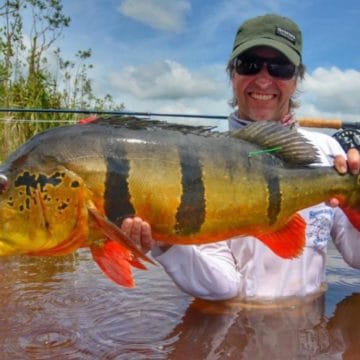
top-left (122, 14), bottom-right (360, 301)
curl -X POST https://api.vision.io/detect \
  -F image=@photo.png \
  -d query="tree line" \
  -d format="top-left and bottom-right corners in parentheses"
top-left (0, 0), bottom-right (124, 158)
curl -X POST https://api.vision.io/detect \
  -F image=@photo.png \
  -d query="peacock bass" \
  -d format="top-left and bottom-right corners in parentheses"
top-left (0, 117), bottom-right (359, 287)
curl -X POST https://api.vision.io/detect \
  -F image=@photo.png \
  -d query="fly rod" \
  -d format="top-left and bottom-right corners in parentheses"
top-left (0, 108), bottom-right (358, 129)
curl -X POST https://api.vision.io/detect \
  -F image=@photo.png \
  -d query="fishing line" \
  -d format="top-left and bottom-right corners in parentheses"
top-left (248, 146), bottom-right (282, 157)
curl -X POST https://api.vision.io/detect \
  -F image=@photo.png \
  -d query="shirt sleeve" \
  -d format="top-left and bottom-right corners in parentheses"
top-left (271, 130), bottom-right (360, 268)
top-left (151, 242), bottom-right (241, 300)
top-left (331, 207), bottom-right (360, 268)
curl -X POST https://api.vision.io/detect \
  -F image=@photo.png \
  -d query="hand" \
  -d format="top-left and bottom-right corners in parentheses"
top-left (329, 148), bottom-right (360, 207)
top-left (121, 217), bottom-right (172, 254)
top-left (121, 217), bottom-right (154, 254)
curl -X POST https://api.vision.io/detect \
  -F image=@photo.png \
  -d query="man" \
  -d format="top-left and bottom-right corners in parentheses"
top-left (121, 14), bottom-right (360, 301)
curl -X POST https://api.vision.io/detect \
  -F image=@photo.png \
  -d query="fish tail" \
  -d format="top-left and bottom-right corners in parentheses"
top-left (337, 193), bottom-right (360, 231)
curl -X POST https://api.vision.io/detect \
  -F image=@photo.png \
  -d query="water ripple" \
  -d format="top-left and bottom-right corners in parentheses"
top-left (1, 243), bottom-right (358, 359)
top-left (0, 251), bottom-right (189, 359)
top-left (2, 326), bottom-right (84, 360)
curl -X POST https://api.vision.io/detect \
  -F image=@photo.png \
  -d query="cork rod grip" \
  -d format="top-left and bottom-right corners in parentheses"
top-left (297, 118), bottom-right (343, 129)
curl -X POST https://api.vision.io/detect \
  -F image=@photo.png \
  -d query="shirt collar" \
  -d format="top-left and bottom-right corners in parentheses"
top-left (228, 112), bottom-right (297, 131)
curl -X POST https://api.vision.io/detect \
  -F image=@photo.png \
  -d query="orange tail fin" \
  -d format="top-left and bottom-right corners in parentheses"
top-left (257, 213), bottom-right (306, 259)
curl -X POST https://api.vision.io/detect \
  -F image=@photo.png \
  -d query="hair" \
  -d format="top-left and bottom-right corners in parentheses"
top-left (226, 58), bottom-right (306, 110)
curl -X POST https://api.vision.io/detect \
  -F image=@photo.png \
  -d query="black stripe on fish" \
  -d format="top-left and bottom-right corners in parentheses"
top-left (265, 170), bottom-right (281, 226)
top-left (104, 153), bottom-right (135, 223)
top-left (175, 147), bottom-right (205, 235)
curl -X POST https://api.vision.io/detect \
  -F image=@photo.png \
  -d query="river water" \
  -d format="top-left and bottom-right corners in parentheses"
top-left (0, 242), bottom-right (359, 359)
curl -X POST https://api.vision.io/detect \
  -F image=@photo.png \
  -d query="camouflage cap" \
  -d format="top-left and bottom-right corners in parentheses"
top-left (230, 14), bottom-right (302, 66)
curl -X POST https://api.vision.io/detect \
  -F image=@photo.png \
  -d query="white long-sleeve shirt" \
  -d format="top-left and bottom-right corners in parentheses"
top-left (152, 118), bottom-right (360, 301)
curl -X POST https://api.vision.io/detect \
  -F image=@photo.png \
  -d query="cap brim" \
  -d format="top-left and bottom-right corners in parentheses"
top-left (230, 38), bottom-right (301, 66)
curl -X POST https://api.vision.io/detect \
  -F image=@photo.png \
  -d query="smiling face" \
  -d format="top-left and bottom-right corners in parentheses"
top-left (231, 46), bottom-right (298, 122)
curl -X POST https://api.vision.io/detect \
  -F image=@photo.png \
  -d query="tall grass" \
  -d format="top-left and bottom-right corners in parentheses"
top-left (0, 113), bottom-right (78, 161)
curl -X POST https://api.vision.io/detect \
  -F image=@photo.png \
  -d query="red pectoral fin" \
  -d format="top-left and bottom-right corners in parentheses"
top-left (88, 207), bottom-right (155, 266)
top-left (91, 240), bottom-right (135, 287)
top-left (88, 207), bottom-right (155, 287)
top-left (257, 213), bottom-right (306, 259)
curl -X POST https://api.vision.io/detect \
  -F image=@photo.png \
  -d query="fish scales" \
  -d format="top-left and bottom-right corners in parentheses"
top-left (0, 121), bottom-right (338, 239)
top-left (99, 127), bottom-right (274, 239)
top-left (174, 143), bottom-right (205, 235)
top-left (1, 117), bottom-right (360, 287)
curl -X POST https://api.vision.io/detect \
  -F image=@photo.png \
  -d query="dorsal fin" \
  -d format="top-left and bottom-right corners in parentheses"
top-left (231, 122), bottom-right (320, 165)
top-left (87, 116), bottom-right (218, 136)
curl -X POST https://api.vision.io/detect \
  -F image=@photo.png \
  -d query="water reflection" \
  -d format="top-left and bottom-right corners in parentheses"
top-left (0, 243), bottom-right (359, 359)
top-left (166, 293), bottom-right (360, 359)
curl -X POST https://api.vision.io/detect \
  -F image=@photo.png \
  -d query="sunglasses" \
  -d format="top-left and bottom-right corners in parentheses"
top-left (234, 55), bottom-right (298, 80)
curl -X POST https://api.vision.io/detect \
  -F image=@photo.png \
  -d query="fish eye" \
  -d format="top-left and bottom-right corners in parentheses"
top-left (0, 174), bottom-right (9, 194)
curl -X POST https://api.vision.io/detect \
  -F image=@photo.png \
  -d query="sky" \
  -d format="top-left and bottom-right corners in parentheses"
top-left (38, 1), bottom-right (360, 128)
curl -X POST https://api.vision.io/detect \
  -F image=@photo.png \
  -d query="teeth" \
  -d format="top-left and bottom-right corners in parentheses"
top-left (250, 93), bottom-right (274, 101)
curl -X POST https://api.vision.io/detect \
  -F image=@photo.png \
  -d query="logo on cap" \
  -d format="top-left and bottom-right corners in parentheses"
top-left (275, 27), bottom-right (296, 44)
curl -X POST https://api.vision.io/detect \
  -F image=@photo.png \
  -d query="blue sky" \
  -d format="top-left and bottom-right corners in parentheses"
top-left (51, 1), bottom-right (360, 126)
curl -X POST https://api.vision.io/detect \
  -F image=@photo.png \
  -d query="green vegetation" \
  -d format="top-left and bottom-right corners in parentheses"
top-left (0, 0), bottom-right (124, 159)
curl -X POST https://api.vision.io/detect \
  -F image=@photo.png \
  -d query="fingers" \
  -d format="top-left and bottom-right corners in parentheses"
top-left (327, 198), bottom-right (340, 208)
top-left (334, 155), bottom-right (347, 174)
top-left (121, 217), bottom-right (154, 254)
top-left (334, 149), bottom-right (360, 175)
top-left (347, 148), bottom-right (360, 174)
top-left (330, 149), bottom-right (360, 206)
top-left (140, 222), bottom-right (153, 254)
top-left (121, 217), bottom-right (133, 236)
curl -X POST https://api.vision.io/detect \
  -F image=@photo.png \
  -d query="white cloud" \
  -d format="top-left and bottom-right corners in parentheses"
top-left (104, 60), bottom-right (231, 130)
top-left (104, 63), bottom-right (360, 130)
top-left (300, 67), bottom-right (360, 117)
top-left (118, 0), bottom-right (191, 32)
top-left (110, 60), bottom-right (223, 100)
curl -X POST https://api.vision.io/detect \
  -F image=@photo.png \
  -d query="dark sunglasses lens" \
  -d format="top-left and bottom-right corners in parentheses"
top-left (268, 63), bottom-right (297, 79)
top-left (235, 57), bottom-right (297, 79)
top-left (235, 58), bottom-right (262, 75)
